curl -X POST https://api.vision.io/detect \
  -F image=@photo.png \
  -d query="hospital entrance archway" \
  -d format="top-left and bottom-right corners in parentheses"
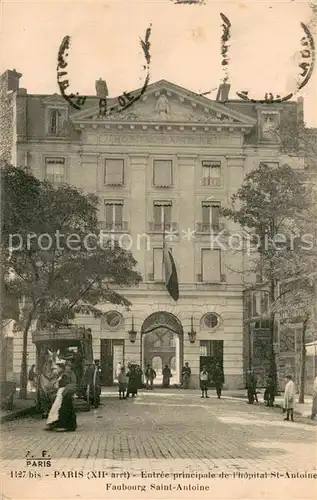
top-left (141, 312), bottom-right (184, 385)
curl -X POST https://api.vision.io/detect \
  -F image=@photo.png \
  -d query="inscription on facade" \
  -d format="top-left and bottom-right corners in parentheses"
top-left (99, 134), bottom-right (221, 146)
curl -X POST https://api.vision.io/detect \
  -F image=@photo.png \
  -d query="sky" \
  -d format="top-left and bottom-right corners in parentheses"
top-left (1, 0), bottom-right (317, 126)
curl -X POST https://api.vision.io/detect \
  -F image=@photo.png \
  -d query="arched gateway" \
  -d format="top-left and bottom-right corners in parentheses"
top-left (141, 312), bottom-right (184, 385)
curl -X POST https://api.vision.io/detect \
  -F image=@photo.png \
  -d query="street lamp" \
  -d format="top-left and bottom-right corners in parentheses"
top-left (188, 316), bottom-right (196, 344)
top-left (128, 316), bottom-right (137, 343)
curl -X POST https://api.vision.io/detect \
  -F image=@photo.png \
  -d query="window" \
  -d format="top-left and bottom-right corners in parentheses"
top-left (49, 110), bottom-right (60, 135)
top-left (153, 201), bottom-right (172, 230)
top-left (201, 161), bottom-right (221, 186)
top-left (104, 159), bottom-right (124, 186)
top-left (45, 157), bottom-right (66, 184)
top-left (200, 340), bottom-right (212, 356)
top-left (103, 311), bottom-right (123, 329)
top-left (201, 249), bottom-right (221, 282)
top-left (153, 160), bottom-right (172, 187)
top-left (201, 202), bottom-right (220, 230)
top-left (104, 200), bottom-right (123, 230)
top-left (153, 247), bottom-right (164, 281)
top-left (203, 313), bottom-right (219, 329)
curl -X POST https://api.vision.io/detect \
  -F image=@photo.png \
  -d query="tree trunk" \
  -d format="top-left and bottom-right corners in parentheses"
top-left (269, 276), bottom-right (278, 394)
top-left (299, 316), bottom-right (308, 404)
top-left (19, 309), bottom-right (35, 399)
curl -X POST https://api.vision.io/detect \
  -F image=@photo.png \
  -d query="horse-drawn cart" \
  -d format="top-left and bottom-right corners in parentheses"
top-left (32, 326), bottom-right (101, 415)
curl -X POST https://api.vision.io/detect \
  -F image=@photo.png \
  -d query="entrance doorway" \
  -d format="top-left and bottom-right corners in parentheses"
top-left (100, 339), bottom-right (124, 385)
top-left (200, 340), bottom-right (224, 387)
top-left (141, 312), bottom-right (183, 386)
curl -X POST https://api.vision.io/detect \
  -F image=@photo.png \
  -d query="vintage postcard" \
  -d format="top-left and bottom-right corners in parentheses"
top-left (1, 0), bottom-right (316, 499)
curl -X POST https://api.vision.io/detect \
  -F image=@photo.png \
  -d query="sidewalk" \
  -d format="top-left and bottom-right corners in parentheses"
top-left (0, 392), bottom-right (36, 423)
top-left (1, 387), bottom-right (315, 424)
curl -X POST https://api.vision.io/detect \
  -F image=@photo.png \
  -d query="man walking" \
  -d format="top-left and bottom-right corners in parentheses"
top-left (264, 374), bottom-right (275, 407)
top-left (200, 365), bottom-right (209, 398)
top-left (145, 364), bottom-right (156, 390)
top-left (213, 363), bottom-right (224, 399)
top-left (246, 369), bottom-right (257, 404)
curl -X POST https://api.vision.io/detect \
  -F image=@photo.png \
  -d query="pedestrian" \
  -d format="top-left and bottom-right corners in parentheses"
top-left (117, 367), bottom-right (128, 399)
top-left (27, 364), bottom-right (37, 392)
top-left (92, 360), bottom-right (102, 407)
top-left (182, 362), bottom-right (191, 389)
top-left (145, 364), bottom-right (156, 390)
top-left (45, 362), bottom-right (77, 432)
top-left (126, 364), bottom-right (138, 397)
top-left (264, 374), bottom-right (275, 407)
top-left (116, 362), bottom-right (122, 379)
top-left (213, 363), bottom-right (224, 399)
top-left (64, 361), bottom-right (77, 391)
top-left (135, 364), bottom-right (144, 389)
top-left (283, 375), bottom-right (295, 422)
top-left (246, 369), bottom-right (257, 404)
top-left (162, 365), bottom-right (172, 388)
top-left (311, 375), bottom-right (317, 420)
top-left (200, 365), bottom-right (209, 398)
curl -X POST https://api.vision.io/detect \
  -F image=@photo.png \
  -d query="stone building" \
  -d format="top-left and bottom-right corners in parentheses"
top-left (1, 69), bottom-right (303, 388)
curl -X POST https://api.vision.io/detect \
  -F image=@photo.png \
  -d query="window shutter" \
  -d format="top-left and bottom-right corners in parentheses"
top-left (211, 204), bottom-right (220, 227)
top-left (164, 205), bottom-right (171, 223)
top-left (153, 205), bottom-right (162, 226)
top-left (104, 200), bottom-right (123, 223)
top-left (153, 248), bottom-right (163, 281)
top-left (202, 203), bottom-right (210, 225)
top-left (105, 159), bottom-right (124, 185)
top-left (153, 160), bottom-right (172, 187)
top-left (114, 204), bottom-right (123, 222)
top-left (202, 249), bottom-right (221, 282)
top-left (45, 157), bottom-right (65, 183)
top-left (105, 204), bottom-right (113, 223)
top-left (153, 201), bottom-right (172, 226)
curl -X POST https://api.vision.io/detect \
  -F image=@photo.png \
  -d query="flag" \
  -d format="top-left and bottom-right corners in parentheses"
top-left (163, 223), bottom-right (179, 302)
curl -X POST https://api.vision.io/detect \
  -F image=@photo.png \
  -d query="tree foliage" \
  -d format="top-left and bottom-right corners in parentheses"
top-left (1, 164), bottom-right (142, 394)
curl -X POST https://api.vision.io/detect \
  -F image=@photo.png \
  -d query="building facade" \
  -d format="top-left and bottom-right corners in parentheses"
top-left (1, 69), bottom-right (303, 389)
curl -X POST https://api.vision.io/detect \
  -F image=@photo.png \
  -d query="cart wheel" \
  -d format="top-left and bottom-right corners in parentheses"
top-left (93, 386), bottom-right (100, 408)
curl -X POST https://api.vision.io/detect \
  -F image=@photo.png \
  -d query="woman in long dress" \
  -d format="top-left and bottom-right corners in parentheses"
top-left (162, 365), bottom-right (172, 388)
top-left (45, 373), bottom-right (77, 431)
top-left (126, 365), bottom-right (138, 397)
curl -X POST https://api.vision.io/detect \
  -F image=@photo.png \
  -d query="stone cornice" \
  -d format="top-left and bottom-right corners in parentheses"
top-left (77, 121), bottom-right (251, 133)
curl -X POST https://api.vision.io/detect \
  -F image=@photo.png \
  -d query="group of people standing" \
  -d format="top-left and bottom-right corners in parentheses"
top-left (246, 369), bottom-right (317, 422)
top-left (199, 363), bottom-right (224, 399)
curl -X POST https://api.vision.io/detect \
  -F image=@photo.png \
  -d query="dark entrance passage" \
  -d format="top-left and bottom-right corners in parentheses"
top-left (141, 312), bottom-right (184, 386)
top-left (200, 340), bottom-right (224, 387)
top-left (100, 339), bottom-right (124, 385)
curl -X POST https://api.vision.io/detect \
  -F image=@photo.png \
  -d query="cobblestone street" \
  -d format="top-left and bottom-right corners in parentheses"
top-left (1, 391), bottom-right (316, 499)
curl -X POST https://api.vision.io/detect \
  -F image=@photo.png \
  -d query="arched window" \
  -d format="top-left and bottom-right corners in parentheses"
top-left (49, 110), bottom-right (59, 134)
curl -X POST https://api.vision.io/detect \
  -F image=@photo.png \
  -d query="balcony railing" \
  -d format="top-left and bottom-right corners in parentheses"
top-left (196, 222), bottom-right (225, 234)
top-left (148, 222), bottom-right (178, 233)
top-left (148, 273), bottom-right (164, 283)
top-left (201, 177), bottom-right (221, 187)
top-left (98, 221), bottom-right (128, 232)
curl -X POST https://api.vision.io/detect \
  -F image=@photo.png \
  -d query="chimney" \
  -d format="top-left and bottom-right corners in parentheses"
top-left (216, 83), bottom-right (230, 101)
top-left (5, 69), bottom-right (22, 92)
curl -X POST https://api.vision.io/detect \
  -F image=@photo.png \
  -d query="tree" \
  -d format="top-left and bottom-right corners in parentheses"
top-left (1, 164), bottom-right (142, 398)
top-left (221, 163), bottom-right (313, 393)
